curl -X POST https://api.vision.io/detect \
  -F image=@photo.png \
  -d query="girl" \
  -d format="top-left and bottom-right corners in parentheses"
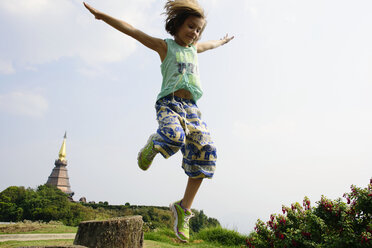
top-left (84, 0), bottom-right (233, 242)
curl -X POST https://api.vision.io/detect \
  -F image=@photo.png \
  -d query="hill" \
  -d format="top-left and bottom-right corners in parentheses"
top-left (0, 184), bottom-right (219, 233)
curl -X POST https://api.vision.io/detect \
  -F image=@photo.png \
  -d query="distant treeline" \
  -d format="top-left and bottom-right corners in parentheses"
top-left (0, 185), bottom-right (220, 233)
top-left (0, 185), bottom-right (92, 226)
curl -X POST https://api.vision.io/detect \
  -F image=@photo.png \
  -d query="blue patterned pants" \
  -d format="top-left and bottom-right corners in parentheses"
top-left (153, 95), bottom-right (217, 179)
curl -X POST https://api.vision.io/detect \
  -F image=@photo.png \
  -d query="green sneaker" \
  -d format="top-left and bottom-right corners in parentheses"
top-left (137, 133), bottom-right (159, 170)
top-left (170, 200), bottom-right (194, 242)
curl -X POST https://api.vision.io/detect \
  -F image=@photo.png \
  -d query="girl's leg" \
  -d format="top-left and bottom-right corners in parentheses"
top-left (170, 177), bottom-right (203, 242)
top-left (181, 177), bottom-right (203, 210)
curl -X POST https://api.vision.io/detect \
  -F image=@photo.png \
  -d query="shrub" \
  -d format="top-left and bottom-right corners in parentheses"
top-left (246, 179), bottom-right (372, 248)
top-left (195, 226), bottom-right (248, 246)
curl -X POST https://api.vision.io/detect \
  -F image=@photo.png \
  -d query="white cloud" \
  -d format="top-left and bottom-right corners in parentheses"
top-left (0, 91), bottom-right (48, 117)
top-left (0, 59), bottom-right (15, 74)
top-left (0, 0), bottom-right (159, 70)
top-left (0, 0), bottom-right (49, 15)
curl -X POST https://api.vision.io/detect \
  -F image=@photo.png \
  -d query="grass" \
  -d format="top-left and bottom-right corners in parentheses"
top-left (0, 239), bottom-right (74, 248)
top-left (144, 240), bottom-right (239, 247)
top-left (0, 240), bottom-right (237, 248)
top-left (194, 227), bottom-right (248, 247)
top-left (0, 221), bottom-right (77, 234)
top-left (144, 227), bottom-right (247, 247)
top-left (0, 222), bottom-right (247, 248)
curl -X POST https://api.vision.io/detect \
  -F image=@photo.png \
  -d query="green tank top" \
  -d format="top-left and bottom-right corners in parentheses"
top-left (157, 39), bottom-right (203, 102)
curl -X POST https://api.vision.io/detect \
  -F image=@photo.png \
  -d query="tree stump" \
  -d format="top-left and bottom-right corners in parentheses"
top-left (73, 216), bottom-right (144, 248)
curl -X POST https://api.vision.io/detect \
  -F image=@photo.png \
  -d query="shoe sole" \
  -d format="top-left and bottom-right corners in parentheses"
top-left (169, 203), bottom-right (187, 243)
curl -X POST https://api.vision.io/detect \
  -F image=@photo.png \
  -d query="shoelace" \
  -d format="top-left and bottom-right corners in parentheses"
top-left (183, 213), bottom-right (194, 228)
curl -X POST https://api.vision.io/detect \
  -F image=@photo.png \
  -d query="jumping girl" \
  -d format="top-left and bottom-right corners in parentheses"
top-left (84, 0), bottom-right (233, 242)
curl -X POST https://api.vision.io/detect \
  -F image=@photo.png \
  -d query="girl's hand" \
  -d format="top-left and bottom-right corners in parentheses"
top-left (220, 34), bottom-right (234, 45)
top-left (83, 2), bottom-right (102, 20)
top-left (197, 34), bottom-right (234, 52)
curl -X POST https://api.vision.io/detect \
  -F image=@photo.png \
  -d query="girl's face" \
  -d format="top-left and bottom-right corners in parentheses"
top-left (175, 16), bottom-right (205, 47)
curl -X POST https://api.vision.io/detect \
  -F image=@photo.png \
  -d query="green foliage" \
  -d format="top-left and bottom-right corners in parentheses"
top-left (0, 185), bottom-right (220, 233)
top-left (0, 186), bottom-right (27, 222)
top-left (246, 179), bottom-right (372, 248)
top-left (82, 202), bottom-right (220, 233)
top-left (194, 226), bottom-right (248, 246)
top-left (190, 210), bottom-right (220, 233)
top-left (0, 185), bottom-right (95, 226)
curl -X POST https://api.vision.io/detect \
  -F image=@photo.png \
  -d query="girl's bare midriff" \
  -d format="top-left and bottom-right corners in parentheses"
top-left (173, 89), bottom-right (192, 99)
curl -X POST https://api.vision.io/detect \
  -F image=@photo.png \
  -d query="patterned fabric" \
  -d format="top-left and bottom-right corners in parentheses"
top-left (153, 95), bottom-right (216, 179)
top-left (157, 39), bottom-right (203, 102)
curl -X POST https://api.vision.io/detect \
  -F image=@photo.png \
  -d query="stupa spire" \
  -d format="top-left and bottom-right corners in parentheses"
top-left (58, 131), bottom-right (67, 162)
top-left (46, 132), bottom-right (74, 200)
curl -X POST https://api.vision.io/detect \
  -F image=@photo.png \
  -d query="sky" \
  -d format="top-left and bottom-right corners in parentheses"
top-left (0, 0), bottom-right (371, 234)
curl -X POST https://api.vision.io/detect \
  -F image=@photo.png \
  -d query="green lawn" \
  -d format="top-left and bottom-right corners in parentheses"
top-left (0, 222), bottom-right (246, 248)
top-left (0, 240), bottom-right (242, 248)
top-left (144, 240), bottom-right (242, 247)
top-left (0, 239), bottom-right (75, 248)
top-left (0, 222), bottom-right (77, 234)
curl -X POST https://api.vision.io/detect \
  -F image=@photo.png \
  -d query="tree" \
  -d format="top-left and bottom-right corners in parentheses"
top-left (0, 184), bottom-right (94, 226)
top-left (190, 209), bottom-right (220, 233)
top-left (0, 186), bottom-right (29, 222)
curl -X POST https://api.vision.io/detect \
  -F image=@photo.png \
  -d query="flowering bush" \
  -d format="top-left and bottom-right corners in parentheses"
top-left (246, 179), bottom-right (372, 248)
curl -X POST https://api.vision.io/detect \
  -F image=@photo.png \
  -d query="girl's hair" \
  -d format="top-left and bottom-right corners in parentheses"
top-left (164, 0), bottom-right (206, 41)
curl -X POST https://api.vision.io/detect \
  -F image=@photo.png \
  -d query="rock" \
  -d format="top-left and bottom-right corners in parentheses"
top-left (73, 216), bottom-right (144, 248)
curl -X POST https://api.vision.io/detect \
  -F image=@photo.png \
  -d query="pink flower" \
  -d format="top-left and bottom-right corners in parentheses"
top-left (282, 206), bottom-right (287, 214)
top-left (302, 232), bottom-right (311, 238)
top-left (279, 217), bottom-right (286, 225)
top-left (246, 238), bottom-right (255, 247)
top-left (303, 199), bottom-right (311, 209)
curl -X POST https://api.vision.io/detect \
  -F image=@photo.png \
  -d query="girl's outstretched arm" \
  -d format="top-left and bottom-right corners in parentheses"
top-left (83, 2), bottom-right (167, 61)
top-left (196, 34), bottom-right (234, 53)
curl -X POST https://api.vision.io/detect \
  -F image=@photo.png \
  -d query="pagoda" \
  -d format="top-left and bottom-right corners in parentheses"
top-left (46, 132), bottom-right (74, 199)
